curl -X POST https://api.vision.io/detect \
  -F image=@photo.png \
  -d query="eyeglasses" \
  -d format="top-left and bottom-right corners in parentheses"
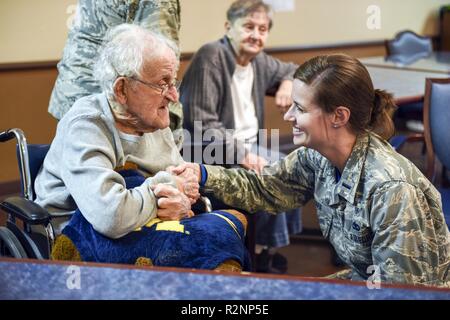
top-left (128, 76), bottom-right (181, 96)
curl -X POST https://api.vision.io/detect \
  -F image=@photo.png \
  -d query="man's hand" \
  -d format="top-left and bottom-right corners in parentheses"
top-left (275, 80), bottom-right (293, 113)
top-left (241, 152), bottom-right (268, 174)
top-left (173, 173), bottom-right (200, 204)
top-left (152, 184), bottom-right (192, 220)
top-left (167, 163), bottom-right (201, 204)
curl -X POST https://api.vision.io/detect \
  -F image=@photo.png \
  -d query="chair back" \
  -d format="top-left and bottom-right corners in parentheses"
top-left (386, 30), bottom-right (432, 61)
top-left (423, 78), bottom-right (450, 181)
top-left (16, 144), bottom-right (50, 201)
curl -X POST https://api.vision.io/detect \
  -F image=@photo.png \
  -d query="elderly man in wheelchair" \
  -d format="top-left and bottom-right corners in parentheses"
top-left (0, 24), bottom-right (249, 272)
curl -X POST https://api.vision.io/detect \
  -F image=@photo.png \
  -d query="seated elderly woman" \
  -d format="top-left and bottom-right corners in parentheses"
top-left (34, 24), bottom-right (249, 272)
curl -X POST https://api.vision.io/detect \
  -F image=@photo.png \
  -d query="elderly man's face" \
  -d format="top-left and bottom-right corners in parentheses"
top-left (125, 48), bottom-right (178, 133)
top-left (226, 10), bottom-right (270, 61)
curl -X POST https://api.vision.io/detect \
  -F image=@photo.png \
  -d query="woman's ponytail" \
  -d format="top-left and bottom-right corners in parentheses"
top-left (369, 89), bottom-right (397, 140)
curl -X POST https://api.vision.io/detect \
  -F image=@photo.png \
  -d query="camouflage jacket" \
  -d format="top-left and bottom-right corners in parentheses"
top-left (49, 0), bottom-right (183, 145)
top-left (204, 132), bottom-right (450, 287)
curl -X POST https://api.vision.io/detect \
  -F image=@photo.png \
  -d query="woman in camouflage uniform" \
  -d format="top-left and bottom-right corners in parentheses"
top-left (173, 53), bottom-right (450, 287)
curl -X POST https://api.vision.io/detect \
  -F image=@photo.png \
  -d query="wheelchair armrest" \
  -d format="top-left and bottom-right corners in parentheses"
top-left (0, 196), bottom-right (50, 225)
top-left (199, 196), bottom-right (212, 212)
top-left (191, 195), bottom-right (213, 213)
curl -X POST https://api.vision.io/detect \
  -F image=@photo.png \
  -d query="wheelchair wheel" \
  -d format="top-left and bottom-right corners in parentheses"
top-left (0, 226), bottom-right (28, 258)
top-left (7, 223), bottom-right (46, 259)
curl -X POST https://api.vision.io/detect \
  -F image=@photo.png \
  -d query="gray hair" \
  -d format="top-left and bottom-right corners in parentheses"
top-left (227, 0), bottom-right (274, 29)
top-left (94, 23), bottom-right (178, 98)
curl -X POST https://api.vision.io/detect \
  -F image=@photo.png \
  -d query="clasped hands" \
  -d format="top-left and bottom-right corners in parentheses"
top-left (151, 163), bottom-right (201, 221)
top-left (152, 153), bottom-right (268, 220)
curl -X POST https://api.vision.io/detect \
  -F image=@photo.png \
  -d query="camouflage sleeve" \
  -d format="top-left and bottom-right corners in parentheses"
top-left (130, 0), bottom-right (181, 51)
top-left (369, 181), bottom-right (446, 286)
top-left (204, 148), bottom-right (315, 214)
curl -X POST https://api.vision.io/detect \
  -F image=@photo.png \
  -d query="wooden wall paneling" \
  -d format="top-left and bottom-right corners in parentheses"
top-left (441, 8), bottom-right (450, 51)
top-left (0, 66), bottom-right (58, 184)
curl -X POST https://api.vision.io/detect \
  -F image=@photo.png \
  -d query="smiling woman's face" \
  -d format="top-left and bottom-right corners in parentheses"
top-left (283, 79), bottom-right (332, 150)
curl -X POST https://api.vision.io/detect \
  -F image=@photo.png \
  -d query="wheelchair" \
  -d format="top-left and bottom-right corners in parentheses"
top-left (0, 128), bottom-right (256, 268)
top-left (0, 128), bottom-right (54, 259)
top-left (0, 128), bottom-right (222, 260)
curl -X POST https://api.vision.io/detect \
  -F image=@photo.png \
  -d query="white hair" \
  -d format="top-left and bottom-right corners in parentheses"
top-left (94, 23), bottom-right (178, 98)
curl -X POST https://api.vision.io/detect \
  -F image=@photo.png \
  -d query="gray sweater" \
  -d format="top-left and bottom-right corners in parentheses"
top-left (180, 36), bottom-right (298, 160)
top-left (35, 93), bottom-right (184, 238)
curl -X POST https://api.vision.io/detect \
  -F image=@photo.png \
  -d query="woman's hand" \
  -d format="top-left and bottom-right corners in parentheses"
top-left (166, 163), bottom-right (201, 204)
top-left (173, 173), bottom-right (200, 204)
top-left (167, 163), bottom-right (201, 182)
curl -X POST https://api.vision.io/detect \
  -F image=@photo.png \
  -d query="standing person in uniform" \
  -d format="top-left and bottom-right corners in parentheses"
top-left (173, 53), bottom-right (450, 286)
top-left (49, 0), bottom-right (184, 147)
top-left (180, 0), bottom-right (302, 274)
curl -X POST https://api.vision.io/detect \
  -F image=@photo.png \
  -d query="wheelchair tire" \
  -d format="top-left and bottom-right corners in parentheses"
top-left (7, 222), bottom-right (45, 259)
top-left (0, 226), bottom-right (28, 258)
